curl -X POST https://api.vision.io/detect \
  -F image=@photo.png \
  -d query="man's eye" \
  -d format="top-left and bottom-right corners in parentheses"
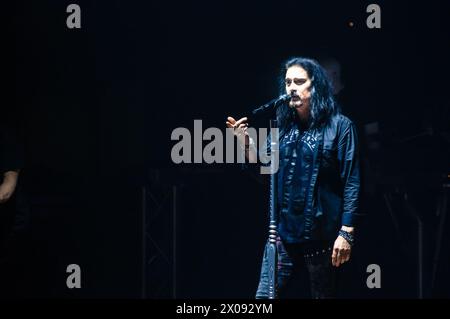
top-left (294, 79), bottom-right (306, 85)
top-left (285, 79), bottom-right (292, 85)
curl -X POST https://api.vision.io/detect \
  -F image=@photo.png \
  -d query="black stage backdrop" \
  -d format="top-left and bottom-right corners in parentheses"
top-left (8, 0), bottom-right (450, 298)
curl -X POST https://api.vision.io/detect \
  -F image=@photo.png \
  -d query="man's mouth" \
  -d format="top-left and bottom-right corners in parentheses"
top-left (291, 95), bottom-right (301, 102)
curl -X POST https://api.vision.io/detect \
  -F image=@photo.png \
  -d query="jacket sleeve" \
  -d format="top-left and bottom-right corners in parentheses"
top-left (337, 119), bottom-right (362, 227)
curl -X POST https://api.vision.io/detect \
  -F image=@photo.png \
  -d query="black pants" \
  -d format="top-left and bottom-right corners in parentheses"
top-left (256, 238), bottom-right (337, 299)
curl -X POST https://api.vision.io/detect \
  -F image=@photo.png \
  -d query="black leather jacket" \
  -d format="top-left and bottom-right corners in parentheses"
top-left (269, 113), bottom-right (362, 243)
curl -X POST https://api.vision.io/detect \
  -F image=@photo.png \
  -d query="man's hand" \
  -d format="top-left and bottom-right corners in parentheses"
top-left (225, 116), bottom-right (259, 163)
top-left (331, 226), bottom-right (354, 267)
top-left (0, 171), bottom-right (19, 204)
top-left (226, 116), bottom-right (248, 144)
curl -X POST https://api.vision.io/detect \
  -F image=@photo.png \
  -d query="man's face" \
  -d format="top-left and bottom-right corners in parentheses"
top-left (285, 65), bottom-right (312, 112)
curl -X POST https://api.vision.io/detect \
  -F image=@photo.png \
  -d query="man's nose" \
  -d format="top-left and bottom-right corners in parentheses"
top-left (290, 89), bottom-right (297, 95)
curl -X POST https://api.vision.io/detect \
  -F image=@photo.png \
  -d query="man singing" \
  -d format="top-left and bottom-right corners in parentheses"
top-left (226, 57), bottom-right (362, 298)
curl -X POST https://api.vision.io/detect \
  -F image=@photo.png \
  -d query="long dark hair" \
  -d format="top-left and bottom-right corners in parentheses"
top-left (276, 57), bottom-right (339, 133)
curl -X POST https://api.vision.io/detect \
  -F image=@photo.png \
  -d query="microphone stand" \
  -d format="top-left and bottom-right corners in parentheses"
top-left (252, 98), bottom-right (284, 299)
top-left (266, 119), bottom-right (279, 299)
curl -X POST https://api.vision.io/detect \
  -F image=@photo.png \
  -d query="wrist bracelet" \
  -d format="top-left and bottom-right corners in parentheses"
top-left (338, 229), bottom-right (355, 246)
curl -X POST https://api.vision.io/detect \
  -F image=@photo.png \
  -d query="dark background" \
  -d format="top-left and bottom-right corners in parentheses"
top-left (7, 0), bottom-right (450, 298)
